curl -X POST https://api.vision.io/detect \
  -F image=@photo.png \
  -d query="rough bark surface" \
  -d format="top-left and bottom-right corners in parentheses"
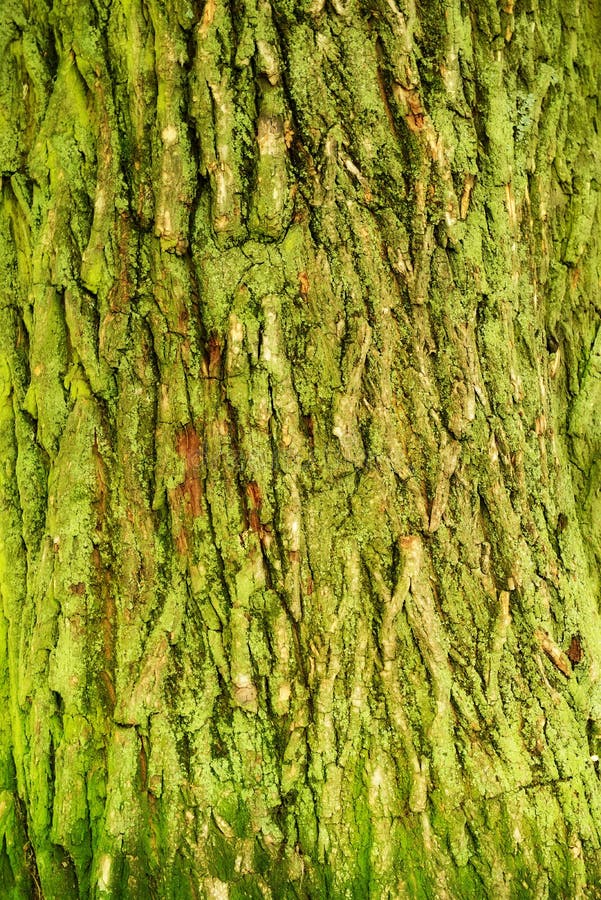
top-left (1, 0), bottom-right (601, 896)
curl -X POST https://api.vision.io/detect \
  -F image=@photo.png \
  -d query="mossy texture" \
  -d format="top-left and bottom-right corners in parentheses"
top-left (1, 0), bottom-right (601, 896)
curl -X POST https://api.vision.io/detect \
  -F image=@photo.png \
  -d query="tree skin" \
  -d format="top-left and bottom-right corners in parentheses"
top-left (1, 0), bottom-right (601, 896)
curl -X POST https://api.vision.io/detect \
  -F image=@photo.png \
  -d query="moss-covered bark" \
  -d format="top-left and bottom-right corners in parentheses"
top-left (1, 0), bottom-right (601, 896)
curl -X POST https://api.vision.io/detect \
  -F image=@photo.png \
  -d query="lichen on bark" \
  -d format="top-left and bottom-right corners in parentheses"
top-left (1, 0), bottom-right (601, 897)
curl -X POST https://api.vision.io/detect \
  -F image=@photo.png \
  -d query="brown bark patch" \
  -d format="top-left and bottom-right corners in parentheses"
top-left (303, 414), bottom-right (314, 448)
top-left (176, 425), bottom-right (203, 517)
top-left (248, 509), bottom-right (262, 535)
top-left (175, 529), bottom-right (189, 554)
top-left (408, 111), bottom-right (425, 131)
top-left (298, 272), bottom-right (309, 298)
top-left (207, 334), bottom-right (222, 378)
top-left (245, 482), bottom-right (271, 541)
top-left (568, 635), bottom-right (583, 665)
top-left (393, 84), bottom-right (425, 131)
top-left (246, 482), bottom-right (261, 532)
top-left (246, 481), bottom-right (262, 509)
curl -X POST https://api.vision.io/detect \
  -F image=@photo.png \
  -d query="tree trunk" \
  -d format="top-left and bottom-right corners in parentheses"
top-left (1, 0), bottom-right (601, 896)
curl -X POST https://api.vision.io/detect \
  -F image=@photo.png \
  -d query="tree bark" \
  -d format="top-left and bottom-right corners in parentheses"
top-left (1, 0), bottom-right (601, 896)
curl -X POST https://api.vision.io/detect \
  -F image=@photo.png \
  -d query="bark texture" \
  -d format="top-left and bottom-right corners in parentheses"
top-left (1, 0), bottom-right (601, 896)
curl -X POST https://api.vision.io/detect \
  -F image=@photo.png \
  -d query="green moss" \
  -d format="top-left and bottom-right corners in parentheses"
top-left (2, 0), bottom-right (601, 895)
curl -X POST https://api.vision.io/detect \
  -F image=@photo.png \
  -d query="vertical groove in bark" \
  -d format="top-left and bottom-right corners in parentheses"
top-left (1, 0), bottom-right (601, 896)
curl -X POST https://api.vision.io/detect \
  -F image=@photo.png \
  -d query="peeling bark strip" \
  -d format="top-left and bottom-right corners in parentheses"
top-left (1, 0), bottom-right (601, 896)
top-left (535, 629), bottom-right (572, 679)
